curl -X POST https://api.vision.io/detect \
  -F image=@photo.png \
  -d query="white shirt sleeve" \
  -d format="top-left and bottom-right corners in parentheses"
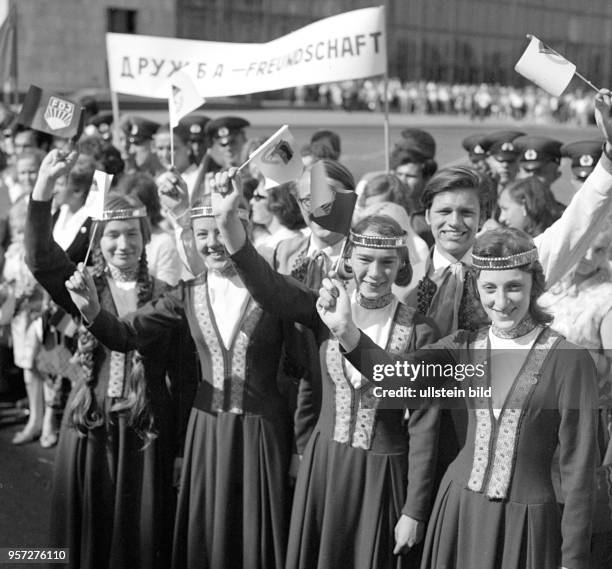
top-left (535, 152), bottom-right (612, 288)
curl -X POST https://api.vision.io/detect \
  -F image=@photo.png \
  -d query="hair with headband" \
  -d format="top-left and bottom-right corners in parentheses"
top-left (472, 227), bottom-right (552, 324)
top-left (349, 214), bottom-right (412, 286)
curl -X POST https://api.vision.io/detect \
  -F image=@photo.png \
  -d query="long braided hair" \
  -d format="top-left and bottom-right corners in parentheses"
top-left (67, 193), bottom-right (157, 443)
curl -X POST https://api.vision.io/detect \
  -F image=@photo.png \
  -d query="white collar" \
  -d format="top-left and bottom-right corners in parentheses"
top-left (306, 237), bottom-right (345, 262)
top-left (432, 246), bottom-right (473, 271)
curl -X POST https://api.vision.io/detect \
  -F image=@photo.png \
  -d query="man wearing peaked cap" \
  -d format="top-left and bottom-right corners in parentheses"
top-left (178, 114), bottom-right (210, 166)
top-left (192, 116), bottom-right (250, 196)
top-left (479, 130), bottom-right (525, 191)
top-left (119, 115), bottom-right (162, 178)
top-left (462, 133), bottom-right (489, 175)
top-left (85, 111), bottom-right (113, 142)
top-left (561, 140), bottom-right (603, 190)
top-left (514, 135), bottom-right (563, 185)
top-left (514, 134), bottom-right (566, 218)
top-left (205, 116), bottom-right (250, 168)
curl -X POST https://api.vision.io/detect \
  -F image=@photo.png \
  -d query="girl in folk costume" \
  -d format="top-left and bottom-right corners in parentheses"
top-left (322, 227), bottom-right (598, 569)
top-left (61, 173), bottom-right (293, 569)
top-left (211, 169), bottom-right (441, 569)
top-left (25, 150), bottom-right (195, 569)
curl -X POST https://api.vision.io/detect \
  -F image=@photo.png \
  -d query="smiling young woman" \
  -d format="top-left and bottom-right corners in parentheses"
top-left (25, 149), bottom-right (197, 569)
top-left (324, 226), bottom-right (598, 569)
top-left (211, 166), bottom-right (441, 569)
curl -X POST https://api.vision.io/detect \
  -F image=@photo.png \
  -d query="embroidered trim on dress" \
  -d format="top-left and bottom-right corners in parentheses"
top-left (351, 304), bottom-right (414, 450)
top-left (228, 301), bottom-right (263, 414)
top-left (193, 283), bottom-right (226, 411)
top-left (485, 328), bottom-right (557, 499)
top-left (466, 330), bottom-right (491, 492)
top-left (325, 339), bottom-right (353, 444)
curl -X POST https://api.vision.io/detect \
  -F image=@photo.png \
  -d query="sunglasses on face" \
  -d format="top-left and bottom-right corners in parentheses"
top-left (297, 196), bottom-right (311, 209)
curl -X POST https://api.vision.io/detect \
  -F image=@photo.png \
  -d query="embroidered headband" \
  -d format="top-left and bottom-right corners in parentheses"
top-left (350, 231), bottom-right (409, 249)
top-left (101, 207), bottom-right (147, 221)
top-left (471, 247), bottom-right (539, 270)
top-left (190, 206), bottom-right (249, 221)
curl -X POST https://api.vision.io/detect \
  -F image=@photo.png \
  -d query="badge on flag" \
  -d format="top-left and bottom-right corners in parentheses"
top-left (305, 161), bottom-right (356, 235)
top-left (247, 125), bottom-right (304, 189)
top-left (18, 85), bottom-right (85, 139)
top-left (514, 35), bottom-right (576, 97)
top-left (168, 72), bottom-right (205, 128)
top-left (85, 170), bottom-right (113, 220)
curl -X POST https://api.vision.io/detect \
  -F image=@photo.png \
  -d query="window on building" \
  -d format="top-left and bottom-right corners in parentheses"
top-left (107, 8), bottom-right (137, 34)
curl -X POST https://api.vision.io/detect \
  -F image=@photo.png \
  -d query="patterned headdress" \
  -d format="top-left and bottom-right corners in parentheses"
top-left (471, 248), bottom-right (539, 270)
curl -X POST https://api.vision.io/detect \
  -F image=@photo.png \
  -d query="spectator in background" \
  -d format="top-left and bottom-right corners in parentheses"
top-left (310, 130), bottom-right (341, 160)
top-left (498, 176), bottom-right (562, 238)
top-left (178, 114), bottom-right (211, 167)
top-left (153, 123), bottom-right (199, 197)
top-left (250, 182), bottom-right (305, 257)
top-left (561, 140), bottom-right (603, 192)
top-left (119, 115), bottom-right (162, 178)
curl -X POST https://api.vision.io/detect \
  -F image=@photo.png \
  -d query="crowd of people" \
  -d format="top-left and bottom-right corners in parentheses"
top-left (293, 79), bottom-right (597, 125)
top-left (0, 86), bottom-right (611, 569)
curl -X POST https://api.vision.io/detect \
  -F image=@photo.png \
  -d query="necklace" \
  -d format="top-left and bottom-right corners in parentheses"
top-left (356, 291), bottom-right (393, 310)
top-left (107, 265), bottom-right (138, 282)
top-left (491, 314), bottom-right (537, 339)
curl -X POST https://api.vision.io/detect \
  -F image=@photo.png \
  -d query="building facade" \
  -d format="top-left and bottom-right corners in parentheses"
top-left (8, 0), bottom-right (612, 94)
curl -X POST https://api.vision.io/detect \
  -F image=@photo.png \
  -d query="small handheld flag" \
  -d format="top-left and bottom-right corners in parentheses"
top-left (82, 170), bottom-right (113, 267)
top-left (168, 72), bottom-right (205, 129)
top-left (305, 161), bottom-right (356, 235)
top-left (515, 35), bottom-right (598, 96)
top-left (85, 170), bottom-right (113, 221)
top-left (240, 125), bottom-right (303, 189)
top-left (18, 85), bottom-right (85, 140)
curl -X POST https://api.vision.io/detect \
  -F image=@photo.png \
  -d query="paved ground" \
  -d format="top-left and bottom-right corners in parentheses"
top-left (0, 109), bottom-right (603, 559)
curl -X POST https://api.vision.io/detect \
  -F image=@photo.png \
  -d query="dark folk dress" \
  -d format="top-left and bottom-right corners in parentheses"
top-left (25, 200), bottom-right (197, 569)
top-left (231, 241), bottom-right (441, 569)
top-left (82, 271), bottom-right (293, 569)
top-left (345, 327), bottom-right (599, 569)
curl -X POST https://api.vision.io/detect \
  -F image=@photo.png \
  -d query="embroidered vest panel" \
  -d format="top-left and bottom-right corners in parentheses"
top-left (326, 305), bottom-right (414, 450)
top-left (99, 286), bottom-right (132, 399)
top-left (467, 327), bottom-right (558, 500)
top-left (193, 283), bottom-right (262, 414)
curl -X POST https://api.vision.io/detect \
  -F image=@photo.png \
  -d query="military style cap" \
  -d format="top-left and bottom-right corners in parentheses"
top-left (462, 133), bottom-right (487, 161)
top-left (87, 111), bottom-right (114, 139)
top-left (397, 128), bottom-right (436, 160)
top-left (514, 135), bottom-right (563, 171)
top-left (179, 114), bottom-right (211, 143)
top-left (120, 116), bottom-right (160, 144)
top-left (480, 130), bottom-right (525, 161)
top-left (205, 116), bottom-right (250, 143)
top-left (561, 140), bottom-right (603, 180)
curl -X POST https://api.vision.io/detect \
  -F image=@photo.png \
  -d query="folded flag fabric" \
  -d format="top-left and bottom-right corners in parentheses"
top-left (306, 160), bottom-right (356, 234)
top-left (85, 170), bottom-right (113, 220)
top-left (247, 125), bottom-right (304, 189)
top-left (18, 85), bottom-right (85, 139)
top-left (514, 35), bottom-right (576, 97)
top-left (169, 71), bottom-right (205, 129)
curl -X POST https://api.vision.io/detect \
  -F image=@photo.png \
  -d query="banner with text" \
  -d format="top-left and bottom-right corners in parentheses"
top-left (106, 6), bottom-right (386, 99)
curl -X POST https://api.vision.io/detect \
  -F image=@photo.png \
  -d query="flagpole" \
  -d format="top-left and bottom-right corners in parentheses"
top-left (170, 126), bottom-right (175, 169)
top-left (83, 221), bottom-right (99, 267)
top-left (332, 236), bottom-right (350, 275)
top-left (110, 89), bottom-right (121, 149)
top-left (382, 1), bottom-right (390, 173)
